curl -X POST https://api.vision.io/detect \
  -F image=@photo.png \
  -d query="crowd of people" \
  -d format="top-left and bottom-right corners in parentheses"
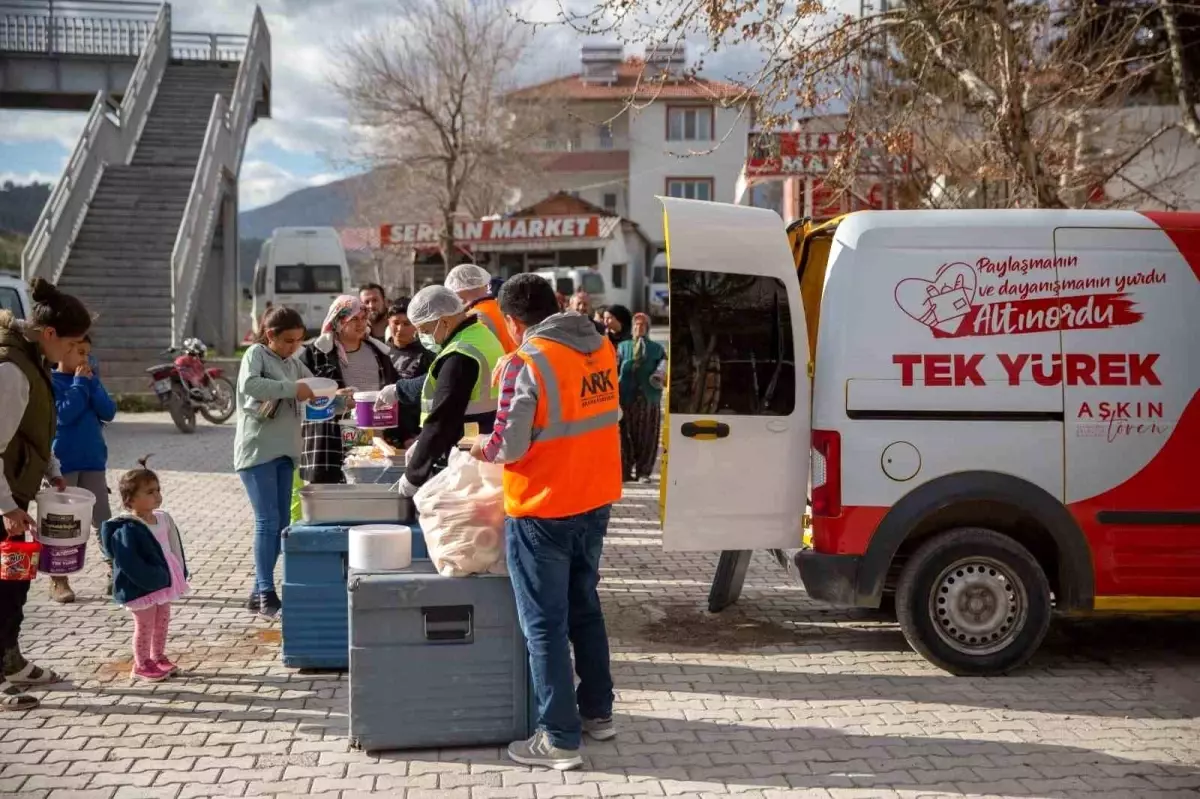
top-left (1, 266), bottom-right (664, 770)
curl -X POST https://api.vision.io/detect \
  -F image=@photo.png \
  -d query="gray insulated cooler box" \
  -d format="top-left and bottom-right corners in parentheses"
top-left (347, 562), bottom-right (535, 752)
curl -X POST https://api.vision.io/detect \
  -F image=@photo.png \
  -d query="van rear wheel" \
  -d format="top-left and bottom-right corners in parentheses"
top-left (895, 528), bottom-right (1051, 676)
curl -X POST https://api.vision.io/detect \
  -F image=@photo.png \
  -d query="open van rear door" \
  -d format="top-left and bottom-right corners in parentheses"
top-left (658, 198), bottom-right (811, 552)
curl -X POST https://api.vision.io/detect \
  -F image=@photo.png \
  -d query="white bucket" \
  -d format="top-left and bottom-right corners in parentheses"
top-left (34, 487), bottom-right (95, 575)
top-left (349, 524), bottom-right (412, 571)
top-left (300, 377), bottom-right (339, 422)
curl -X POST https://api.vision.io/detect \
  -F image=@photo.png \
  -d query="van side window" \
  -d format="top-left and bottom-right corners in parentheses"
top-left (276, 265), bottom-right (306, 293)
top-left (582, 272), bottom-right (605, 295)
top-left (310, 266), bottom-right (344, 293)
top-left (254, 264), bottom-right (267, 295)
top-left (668, 269), bottom-right (796, 417)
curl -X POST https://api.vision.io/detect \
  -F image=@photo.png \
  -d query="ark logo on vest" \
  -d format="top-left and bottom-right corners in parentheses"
top-left (580, 368), bottom-right (616, 406)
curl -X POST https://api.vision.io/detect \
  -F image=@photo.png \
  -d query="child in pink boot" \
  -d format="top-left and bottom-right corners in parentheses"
top-left (99, 457), bottom-right (190, 682)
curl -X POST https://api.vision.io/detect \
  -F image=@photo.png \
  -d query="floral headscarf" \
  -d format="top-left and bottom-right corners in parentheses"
top-left (314, 295), bottom-right (364, 366)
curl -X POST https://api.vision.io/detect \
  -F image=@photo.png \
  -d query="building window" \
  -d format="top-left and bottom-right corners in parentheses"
top-left (667, 106), bottom-right (714, 142)
top-left (598, 123), bottom-right (613, 150)
top-left (602, 192), bottom-right (618, 214)
top-left (612, 263), bottom-right (627, 289)
top-left (568, 131), bottom-right (582, 151)
top-left (666, 178), bottom-right (714, 202)
top-left (668, 269), bottom-right (796, 417)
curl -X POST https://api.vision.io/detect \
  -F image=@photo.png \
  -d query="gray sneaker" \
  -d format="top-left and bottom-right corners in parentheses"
top-left (507, 730), bottom-right (583, 771)
top-left (582, 716), bottom-right (617, 741)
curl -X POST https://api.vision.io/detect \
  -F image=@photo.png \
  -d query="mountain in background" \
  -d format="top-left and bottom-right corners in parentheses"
top-left (238, 173), bottom-right (368, 240)
top-left (0, 181), bottom-right (51, 236)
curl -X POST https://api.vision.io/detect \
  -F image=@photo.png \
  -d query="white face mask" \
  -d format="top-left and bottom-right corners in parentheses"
top-left (418, 320), bottom-right (442, 353)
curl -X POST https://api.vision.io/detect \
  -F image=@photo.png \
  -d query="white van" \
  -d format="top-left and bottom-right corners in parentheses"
top-left (647, 252), bottom-right (668, 320)
top-left (659, 198), bottom-right (1200, 675)
top-left (250, 228), bottom-right (351, 334)
top-left (535, 267), bottom-right (607, 307)
top-left (0, 274), bottom-right (30, 320)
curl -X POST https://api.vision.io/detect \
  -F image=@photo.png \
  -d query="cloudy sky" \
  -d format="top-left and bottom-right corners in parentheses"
top-left (0, 0), bottom-right (847, 210)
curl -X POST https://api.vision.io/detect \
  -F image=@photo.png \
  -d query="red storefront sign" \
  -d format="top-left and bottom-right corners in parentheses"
top-left (381, 216), bottom-right (603, 247)
top-left (746, 132), bottom-right (913, 178)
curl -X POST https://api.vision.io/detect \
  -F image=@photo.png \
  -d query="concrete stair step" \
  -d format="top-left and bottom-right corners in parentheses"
top-left (102, 166), bottom-right (195, 178)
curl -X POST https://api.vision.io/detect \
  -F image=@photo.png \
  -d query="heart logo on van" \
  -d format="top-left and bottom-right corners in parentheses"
top-left (895, 262), bottom-right (978, 334)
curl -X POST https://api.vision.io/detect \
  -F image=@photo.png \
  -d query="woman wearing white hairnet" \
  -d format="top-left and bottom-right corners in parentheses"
top-left (378, 285), bottom-right (506, 498)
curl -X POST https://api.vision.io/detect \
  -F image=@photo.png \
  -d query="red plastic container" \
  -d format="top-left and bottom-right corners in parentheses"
top-left (0, 540), bottom-right (41, 581)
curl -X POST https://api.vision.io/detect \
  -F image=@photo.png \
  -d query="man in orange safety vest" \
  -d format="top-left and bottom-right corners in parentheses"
top-left (445, 263), bottom-right (517, 354)
top-left (470, 273), bottom-right (622, 771)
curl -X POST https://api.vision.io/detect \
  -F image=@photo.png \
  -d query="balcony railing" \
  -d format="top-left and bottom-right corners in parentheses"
top-left (0, 1), bottom-right (246, 60)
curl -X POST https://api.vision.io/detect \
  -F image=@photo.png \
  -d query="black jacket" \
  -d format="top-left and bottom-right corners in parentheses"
top-left (404, 318), bottom-right (496, 488)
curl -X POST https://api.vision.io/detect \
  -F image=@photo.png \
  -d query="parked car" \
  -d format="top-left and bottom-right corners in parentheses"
top-left (247, 227), bottom-right (352, 335)
top-left (0, 273), bottom-right (31, 319)
top-left (660, 198), bottom-right (1200, 676)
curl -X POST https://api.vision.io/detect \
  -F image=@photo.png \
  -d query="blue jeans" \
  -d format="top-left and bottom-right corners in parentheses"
top-left (238, 456), bottom-right (295, 594)
top-left (505, 505), bottom-right (614, 750)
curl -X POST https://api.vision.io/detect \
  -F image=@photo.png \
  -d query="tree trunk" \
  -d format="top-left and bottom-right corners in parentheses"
top-left (440, 207), bottom-right (457, 277)
top-left (1158, 0), bottom-right (1200, 145)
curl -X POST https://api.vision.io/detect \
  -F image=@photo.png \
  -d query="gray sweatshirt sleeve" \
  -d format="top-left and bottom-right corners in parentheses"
top-left (488, 358), bottom-right (540, 465)
top-left (240, 345), bottom-right (298, 401)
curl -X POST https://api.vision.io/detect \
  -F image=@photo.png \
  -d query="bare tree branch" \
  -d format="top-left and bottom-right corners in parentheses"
top-left (331, 0), bottom-right (563, 271)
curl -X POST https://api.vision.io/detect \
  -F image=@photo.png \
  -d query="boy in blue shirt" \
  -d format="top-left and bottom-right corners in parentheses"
top-left (50, 335), bottom-right (116, 603)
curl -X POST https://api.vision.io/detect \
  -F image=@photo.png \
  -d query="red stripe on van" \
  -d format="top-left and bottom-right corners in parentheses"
top-left (811, 506), bottom-right (888, 555)
top-left (1140, 211), bottom-right (1200, 283)
top-left (1068, 390), bottom-right (1200, 596)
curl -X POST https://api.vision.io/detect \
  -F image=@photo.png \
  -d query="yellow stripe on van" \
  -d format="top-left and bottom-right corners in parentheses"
top-left (659, 206), bottom-right (671, 529)
top-left (1093, 596), bottom-right (1200, 612)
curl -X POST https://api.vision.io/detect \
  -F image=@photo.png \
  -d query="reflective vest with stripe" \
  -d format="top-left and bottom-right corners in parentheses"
top-left (420, 321), bottom-right (506, 426)
top-left (470, 297), bottom-right (517, 354)
top-left (503, 336), bottom-right (623, 519)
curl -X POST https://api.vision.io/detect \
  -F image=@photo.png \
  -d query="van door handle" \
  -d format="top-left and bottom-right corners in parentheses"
top-left (681, 421), bottom-right (730, 440)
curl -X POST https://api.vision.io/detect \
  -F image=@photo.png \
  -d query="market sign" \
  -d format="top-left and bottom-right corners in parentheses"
top-left (381, 215), bottom-right (606, 247)
top-left (746, 131), bottom-right (913, 178)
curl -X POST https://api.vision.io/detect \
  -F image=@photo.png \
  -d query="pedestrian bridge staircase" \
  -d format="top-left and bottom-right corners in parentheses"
top-left (2, 1), bottom-right (271, 392)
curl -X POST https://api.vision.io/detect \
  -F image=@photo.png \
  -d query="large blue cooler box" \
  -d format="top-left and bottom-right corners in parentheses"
top-left (348, 562), bottom-right (534, 752)
top-left (280, 522), bottom-right (426, 669)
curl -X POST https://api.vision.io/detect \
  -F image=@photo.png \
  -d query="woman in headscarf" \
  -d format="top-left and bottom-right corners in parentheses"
top-left (603, 304), bottom-right (633, 347)
top-left (616, 312), bottom-right (666, 483)
top-left (298, 295), bottom-right (399, 484)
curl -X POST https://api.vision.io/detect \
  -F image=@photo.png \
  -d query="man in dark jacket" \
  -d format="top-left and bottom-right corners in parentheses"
top-left (385, 299), bottom-right (435, 379)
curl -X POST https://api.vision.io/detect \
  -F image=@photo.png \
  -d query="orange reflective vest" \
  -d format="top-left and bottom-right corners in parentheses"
top-left (470, 297), bottom-right (517, 354)
top-left (503, 336), bottom-right (622, 519)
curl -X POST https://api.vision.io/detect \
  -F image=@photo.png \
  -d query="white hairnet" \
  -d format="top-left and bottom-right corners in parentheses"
top-left (444, 263), bottom-right (493, 293)
top-left (408, 285), bottom-right (465, 326)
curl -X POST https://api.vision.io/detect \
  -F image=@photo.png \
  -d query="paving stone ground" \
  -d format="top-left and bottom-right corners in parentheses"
top-left (4, 412), bottom-right (1200, 799)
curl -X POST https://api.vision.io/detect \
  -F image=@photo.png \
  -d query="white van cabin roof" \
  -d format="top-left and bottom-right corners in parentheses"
top-left (833, 209), bottom-right (1159, 251)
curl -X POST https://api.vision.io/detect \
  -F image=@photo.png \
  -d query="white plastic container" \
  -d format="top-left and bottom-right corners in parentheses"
top-left (34, 487), bottom-right (96, 575)
top-left (349, 524), bottom-right (413, 571)
top-left (300, 377), bottom-right (339, 422)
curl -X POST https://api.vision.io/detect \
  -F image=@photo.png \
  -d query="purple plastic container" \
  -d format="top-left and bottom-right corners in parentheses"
top-left (353, 391), bottom-right (399, 429)
top-left (40, 542), bottom-right (87, 575)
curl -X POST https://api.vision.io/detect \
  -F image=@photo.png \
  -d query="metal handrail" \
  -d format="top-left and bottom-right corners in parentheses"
top-left (170, 5), bottom-right (269, 345)
top-left (21, 2), bottom-right (170, 283)
top-left (172, 30), bottom-right (246, 61)
top-left (0, 4), bottom-right (246, 60)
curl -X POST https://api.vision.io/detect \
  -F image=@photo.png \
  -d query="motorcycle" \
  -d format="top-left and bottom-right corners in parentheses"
top-left (145, 338), bottom-right (236, 434)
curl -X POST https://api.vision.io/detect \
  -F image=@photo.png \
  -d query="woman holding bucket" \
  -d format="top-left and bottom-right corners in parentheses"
top-left (0, 277), bottom-right (91, 710)
top-left (236, 307), bottom-right (335, 619)
top-left (298, 296), bottom-right (399, 486)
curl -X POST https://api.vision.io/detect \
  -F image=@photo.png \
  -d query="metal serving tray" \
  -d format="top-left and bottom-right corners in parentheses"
top-left (299, 484), bottom-right (405, 524)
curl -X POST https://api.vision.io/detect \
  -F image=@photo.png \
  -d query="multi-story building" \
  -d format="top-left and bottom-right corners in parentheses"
top-left (510, 44), bottom-right (749, 268)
